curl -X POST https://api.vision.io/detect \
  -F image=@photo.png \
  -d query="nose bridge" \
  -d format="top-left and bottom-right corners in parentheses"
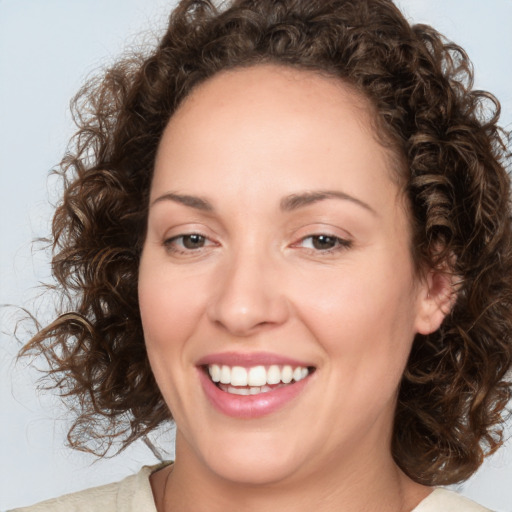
top-left (207, 241), bottom-right (288, 336)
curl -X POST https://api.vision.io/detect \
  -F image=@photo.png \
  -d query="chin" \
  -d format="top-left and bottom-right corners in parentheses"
top-left (206, 451), bottom-right (303, 486)
top-left (187, 430), bottom-right (308, 486)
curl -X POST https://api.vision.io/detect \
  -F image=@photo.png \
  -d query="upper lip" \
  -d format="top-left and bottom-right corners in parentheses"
top-left (196, 351), bottom-right (314, 368)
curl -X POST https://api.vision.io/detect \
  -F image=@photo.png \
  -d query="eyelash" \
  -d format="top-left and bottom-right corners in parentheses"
top-left (294, 234), bottom-right (352, 254)
top-left (163, 233), bottom-right (352, 255)
top-left (163, 233), bottom-right (214, 254)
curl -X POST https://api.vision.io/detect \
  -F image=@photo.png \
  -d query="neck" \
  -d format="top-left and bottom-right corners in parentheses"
top-left (154, 432), bottom-right (431, 512)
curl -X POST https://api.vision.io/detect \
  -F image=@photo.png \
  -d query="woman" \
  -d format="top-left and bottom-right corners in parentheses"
top-left (11, 0), bottom-right (512, 510)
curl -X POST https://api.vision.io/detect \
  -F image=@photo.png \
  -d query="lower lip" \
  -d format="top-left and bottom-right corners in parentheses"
top-left (198, 368), bottom-right (311, 419)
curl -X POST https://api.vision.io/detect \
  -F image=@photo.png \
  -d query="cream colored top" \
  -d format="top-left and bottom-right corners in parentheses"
top-left (10, 464), bottom-right (492, 512)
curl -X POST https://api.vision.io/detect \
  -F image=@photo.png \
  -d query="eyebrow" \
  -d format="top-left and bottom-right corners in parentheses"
top-left (151, 192), bottom-right (214, 211)
top-left (151, 189), bottom-right (377, 215)
top-left (280, 190), bottom-right (377, 215)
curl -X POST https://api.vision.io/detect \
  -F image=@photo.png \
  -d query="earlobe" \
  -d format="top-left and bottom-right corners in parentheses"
top-left (415, 269), bottom-right (458, 335)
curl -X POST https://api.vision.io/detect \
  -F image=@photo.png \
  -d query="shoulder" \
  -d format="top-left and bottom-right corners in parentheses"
top-left (413, 488), bottom-right (493, 512)
top-left (9, 479), bottom-right (124, 512)
top-left (9, 463), bottom-right (168, 512)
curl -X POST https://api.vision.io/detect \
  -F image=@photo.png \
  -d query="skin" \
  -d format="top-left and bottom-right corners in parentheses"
top-left (138, 65), bottom-right (450, 512)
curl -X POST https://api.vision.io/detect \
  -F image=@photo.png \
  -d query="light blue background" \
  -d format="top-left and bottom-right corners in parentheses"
top-left (1, 1), bottom-right (511, 510)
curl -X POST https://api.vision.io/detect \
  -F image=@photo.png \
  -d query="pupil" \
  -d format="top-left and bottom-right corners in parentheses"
top-left (313, 235), bottom-right (336, 250)
top-left (183, 234), bottom-right (204, 249)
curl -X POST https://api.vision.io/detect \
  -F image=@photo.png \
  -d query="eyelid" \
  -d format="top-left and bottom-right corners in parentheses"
top-left (290, 223), bottom-right (352, 241)
top-left (161, 222), bottom-right (219, 241)
top-left (288, 223), bottom-right (354, 254)
top-left (164, 233), bottom-right (215, 245)
top-left (293, 234), bottom-right (352, 250)
top-left (161, 224), bottom-right (220, 256)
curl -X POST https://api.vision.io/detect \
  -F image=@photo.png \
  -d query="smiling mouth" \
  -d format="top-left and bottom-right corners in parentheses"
top-left (204, 364), bottom-right (315, 396)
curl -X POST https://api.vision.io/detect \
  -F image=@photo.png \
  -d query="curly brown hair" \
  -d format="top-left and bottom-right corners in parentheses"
top-left (22, 0), bottom-right (512, 486)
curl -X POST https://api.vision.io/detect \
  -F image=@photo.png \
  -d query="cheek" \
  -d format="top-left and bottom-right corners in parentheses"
top-left (291, 257), bottom-right (419, 369)
top-left (138, 255), bottom-right (205, 357)
top-left (137, 256), bottom-right (208, 417)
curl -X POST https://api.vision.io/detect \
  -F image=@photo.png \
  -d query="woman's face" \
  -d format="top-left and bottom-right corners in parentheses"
top-left (139, 65), bottom-right (440, 486)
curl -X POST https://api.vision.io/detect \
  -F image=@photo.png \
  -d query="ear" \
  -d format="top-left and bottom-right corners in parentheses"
top-left (415, 268), bottom-right (458, 335)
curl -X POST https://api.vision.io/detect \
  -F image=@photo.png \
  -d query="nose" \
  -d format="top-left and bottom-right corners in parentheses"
top-left (207, 250), bottom-right (290, 337)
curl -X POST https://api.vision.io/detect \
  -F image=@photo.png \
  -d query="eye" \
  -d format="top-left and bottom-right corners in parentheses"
top-left (297, 234), bottom-right (352, 252)
top-left (164, 233), bottom-right (214, 253)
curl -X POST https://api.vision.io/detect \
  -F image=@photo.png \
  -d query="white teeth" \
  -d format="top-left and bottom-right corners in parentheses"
top-left (248, 366), bottom-right (267, 386)
top-left (224, 385), bottom-right (272, 395)
top-left (220, 365), bottom-right (231, 384)
top-left (226, 386), bottom-right (270, 396)
top-left (267, 365), bottom-right (281, 385)
top-left (281, 365), bottom-right (293, 384)
top-left (209, 364), bottom-right (221, 382)
top-left (207, 363), bottom-right (311, 390)
top-left (231, 366), bottom-right (248, 386)
top-left (227, 386), bottom-right (250, 395)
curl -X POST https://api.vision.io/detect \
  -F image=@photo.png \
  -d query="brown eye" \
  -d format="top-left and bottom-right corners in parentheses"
top-left (182, 234), bottom-right (206, 249)
top-left (297, 234), bottom-right (352, 252)
top-left (164, 233), bottom-right (212, 253)
top-left (311, 235), bottom-right (337, 250)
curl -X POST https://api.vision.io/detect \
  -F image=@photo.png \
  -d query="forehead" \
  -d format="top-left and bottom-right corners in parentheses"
top-left (152, 64), bottom-right (401, 217)
top-left (168, 64), bottom-right (374, 146)
top-left (187, 64), bottom-right (362, 105)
